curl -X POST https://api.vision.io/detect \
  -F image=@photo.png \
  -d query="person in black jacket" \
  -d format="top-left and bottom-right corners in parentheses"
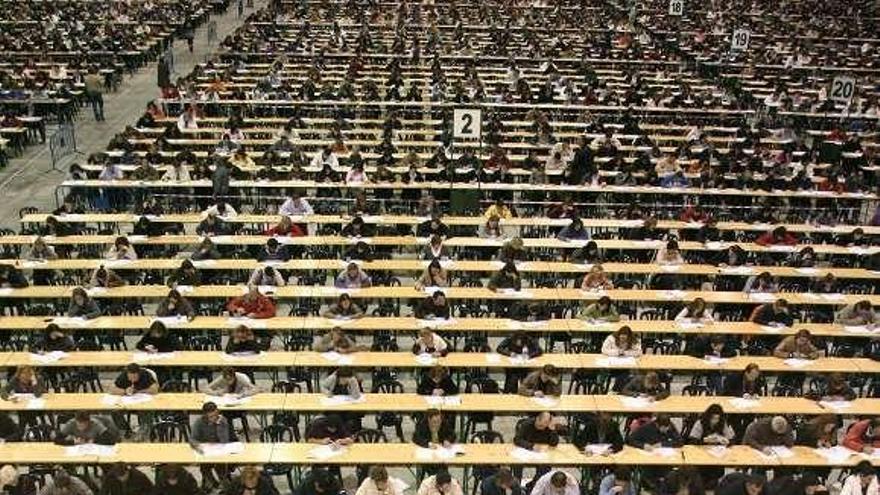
top-left (480, 468), bottom-right (523, 495)
top-left (627, 414), bottom-right (683, 449)
top-left (416, 214), bottom-right (450, 238)
top-left (750, 300), bottom-right (794, 327)
top-left (292, 468), bottom-right (341, 495)
top-left (572, 412), bottom-right (623, 453)
top-left (0, 413), bottom-right (20, 442)
top-left (100, 463), bottom-right (154, 495)
top-left (514, 411), bottom-right (561, 450)
top-left (763, 473), bottom-right (827, 495)
top-left (417, 366), bottom-right (458, 396)
top-left (413, 409), bottom-right (456, 448)
top-left (415, 291), bottom-right (450, 319)
top-left (566, 136), bottom-right (595, 185)
top-left (154, 464), bottom-right (202, 495)
top-left (136, 321), bottom-right (180, 354)
top-left (0, 266), bottom-right (28, 289)
top-left (722, 363), bottom-right (766, 397)
top-left (496, 331), bottom-right (543, 393)
top-left (716, 473), bottom-right (766, 495)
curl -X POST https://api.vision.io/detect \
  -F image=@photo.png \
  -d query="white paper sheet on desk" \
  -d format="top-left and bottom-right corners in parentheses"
top-left (175, 285), bottom-right (194, 294)
top-left (848, 247), bottom-right (872, 255)
top-left (510, 447), bottom-right (548, 461)
top-left (415, 353), bottom-right (437, 365)
top-left (769, 446), bottom-right (794, 458)
top-left (748, 293), bottom-right (777, 302)
top-left (768, 245), bottom-right (796, 252)
top-left (584, 444), bottom-right (612, 455)
top-left (703, 356), bottom-right (730, 366)
top-left (29, 351), bottom-right (68, 364)
top-left (19, 260), bottom-right (47, 269)
top-left (821, 293), bottom-right (845, 301)
top-left (206, 394), bottom-right (252, 407)
top-left (416, 318), bottom-right (456, 328)
top-left (485, 353), bottom-right (503, 364)
top-left (320, 352), bottom-right (354, 365)
top-left (424, 396), bottom-right (461, 407)
top-left (597, 356), bottom-right (636, 367)
top-left (498, 289), bottom-right (532, 298)
top-left (531, 396), bottom-right (559, 408)
top-left (705, 242), bottom-right (730, 250)
top-left (220, 351), bottom-right (267, 362)
top-left (795, 268), bottom-right (820, 275)
top-left (658, 290), bottom-right (687, 300)
top-left (192, 261), bottom-right (216, 270)
top-left (719, 266), bottom-right (754, 275)
top-left (65, 443), bottom-right (117, 457)
top-left (320, 395), bottom-right (366, 406)
top-left (506, 355), bottom-right (532, 365)
top-left (103, 259), bottom-right (132, 268)
top-left (652, 447), bottom-right (678, 458)
top-left (150, 316), bottom-right (187, 327)
top-left (132, 352), bottom-right (176, 363)
top-left (843, 325), bottom-right (871, 334)
top-left (728, 397), bottom-right (760, 410)
top-left (676, 320), bottom-right (704, 330)
top-left (85, 287), bottom-right (107, 296)
top-left (660, 264), bottom-right (682, 272)
top-left (815, 446), bottom-right (856, 463)
top-left (52, 316), bottom-right (90, 327)
top-left (520, 320), bottom-right (549, 329)
top-left (198, 442), bottom-right (245, 457)
top-left (783, 358), bottom-right (813, 368)
top-left (706, 445), bottom-right (728, 458)
top-left (307, 444), bottom-right (346, 460)
top-left (760, 325), bottom-right (784, 333)
top-left (420, 286), bottom-right (441, 295)
top-left (0, 288), bottom-right (13, 296)
top-left (225, 318), bottom-right (267, 329)
top-left (619, 396), bottom-right (652, 408)
top-left (819, 400), bottom-right (852, 411)
top-left (565, 240), bottom-right (589, 248)
top-left (584, 319), bottom-right (612, 328)
top-left (489, 261), bottom-right (506, 269)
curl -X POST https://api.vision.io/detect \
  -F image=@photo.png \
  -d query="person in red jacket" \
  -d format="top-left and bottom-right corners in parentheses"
top-left (226, 285), bottom-right (276, 319)
top-left (843, 418), bottom-right (880, 453)
top-left (264, 216), bottom-right (305, 237)
top-left (755, 226), bottom-right (798, 246)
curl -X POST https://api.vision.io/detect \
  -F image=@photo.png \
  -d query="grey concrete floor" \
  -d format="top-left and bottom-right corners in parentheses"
top-left (0, 0), bottom-right (264, 230)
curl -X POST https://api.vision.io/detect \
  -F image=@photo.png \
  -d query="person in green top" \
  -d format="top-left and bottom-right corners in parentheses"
top-left (580, 296), bottom-right (621, 322)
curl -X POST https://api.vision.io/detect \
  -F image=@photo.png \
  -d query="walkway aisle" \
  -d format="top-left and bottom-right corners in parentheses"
top-left (0, 0), bottom-right (267, 229)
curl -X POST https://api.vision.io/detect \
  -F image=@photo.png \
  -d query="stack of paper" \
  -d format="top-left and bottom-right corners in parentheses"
top-left (783, 358), bottom-right (813, 368)
top-left (706, 446), bottom-right (729, 458)
top-left (225, 317), bottom-right (268, 329)
top-left (703, 356), bottom-right (729, 366)
top-left (676, 320), bottom-right (704, 330)
top-left (815, 446), bottom-right (856, 464)
top-left (423, 396), bottom-right (461, 407)
top-left (416, 317), bottom-right (456, 328)
top-left (652, 447), bottom-right (678, 458)
top-left (584, 444), bottom-right (612, 456)
top-left (416, 445), bottom-right (465, 460)
top-left (719, 266), bottom-right (753, 275)
top-left (506, 355), bottom-right (532, 366)
top-left (220, 351), bottom-right (267, 362)
top-left (52, 317), bottom-right (90, 327)
top-left (748, 293), bottom-right (777, 303)
top-left (658, 290), bottom-right (687, 300)
top-left (842, 326), bottom-right (872, 334)
top-left (819, 400), bottom-right (852, 411)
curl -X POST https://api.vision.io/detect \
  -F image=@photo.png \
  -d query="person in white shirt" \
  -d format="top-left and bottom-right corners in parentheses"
top-left (417, 471), bottom-right (462, 495)
top-left (176, 104), bottom-right (198, 131)
top-left (248, 266), bottom-right (286, 287)
top-left (355, 466), bottom-right (406, 495)
top-left (310, 147), bottom-right (339, 170)
top-left (105, 236), bottom-right (138, 261)
top-left (601, 326), bottom-right (642, 357)
top-left (202, 201), bottom-right (237, 218)
top-left (841, 461), bottom-right (879, 495)
top-left (531, 470), bottom-right (579, 495)
top-left (345, 163), bottom-right (369, 184)
top-left (162, 161), bottom-right (191, 182)
top-left (278, 191), bottom-right (314, 216)
top-left (98, 162), bottom-right (123, 181)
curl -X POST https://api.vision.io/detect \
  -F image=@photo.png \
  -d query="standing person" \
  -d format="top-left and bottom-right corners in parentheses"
top-left (237, 0), bottom-right (244, 17)
top-left (84, 68), bottom-right (105, 122)
top-left (184, 22), bottom-right (195, 53)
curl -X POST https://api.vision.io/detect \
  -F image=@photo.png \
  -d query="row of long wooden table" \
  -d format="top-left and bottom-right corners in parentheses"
top-left (1, 285), bottom-right (876, 306)
top-left (2, 316), bottom-right (877, 339)
top-left (2, 235), bottom-right (876, 258)
top-left (22, 213), bottom-right (880, 235)
top-left (1, 392), bottom-right (877, 416)
top-left (3, 351), bottom-right (879, 375)
top-left (0, 442), bottom-right (877, 467)
top-left (3, 258), bottom-right (878, 280)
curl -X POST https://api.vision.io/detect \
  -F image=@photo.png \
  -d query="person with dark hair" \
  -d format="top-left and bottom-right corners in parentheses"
top-left (413, 409), bottom-right (456, 448)
top-left (293, 468), bottom-right (342, 495)
top-left (622, 372), bottom-right (670, 400)
top-left (306, 414), bottom-right (354, 446)
top-left (110, 363), bottom-right (158, 396)
top-left (773, 329), bottom-right (820, 359)
top-left (496, 331), bottom-right (543, 392)
top-left (55, 412), bottom-right (118, 446)
top-left (415, 291), bottom-right (450, 319)
top-left (417, 470), bottom-right (462, 495)
top-left (99, 463), bottom-right (153, 495)
top-left (191, 402), bottom-right (233, 490)
top-left (743, 416), bottom-right (794, 454)
top-left (514, 411), bottom-right (561, 451)
top-left (806, 373), bottom-right (856, 402)
top-left (581, 296), bottom-right (621, 322)
top-left (572, 412), bottom-right (624, 453)
top-left (355, 466), bottom-right (406, 495)
top-left (690, 404), bottom-right (735, 445)
top-left (842, 417), bottom-right (880, 453)
top-left (226, 285), bottom-right (276, 319)
top-left (840, 461), bottom-right (878, 495)
top-left (518, 364), bottom-right (561, 398)
top-left (155, 290), bottom-right (195, 319)
top-left (599, 467), bottom-right (635, 495)
top-left (530, 470), bottom-right (578, 495)
top-left (37, 324), bottom-right (75, 353)
top-left (153, 464), bottom-right (200, 495)
top-left (716, 473), bottom-right (766, 495)
top-left (723, 363), bottom-right (766, 397)
top-left (320, 368), bottom-right (362, 398)
top-left (479, 468), bottom-right (522, 495)
top-left (67, 287), bottom-right (101, 319)
top-left (764, 473), bottom-right (828, 495)
top-left (322, 293), bottom-right (364, 319)
top-left (0, 413), bottom-right (20, 442)
top-left (628, 414), bottom-right (683, 450)
top-left (135, 321), bottom-right (179, 354)
top-left (38, 468), bottom-right (93, 495)
top-left (750, 299), bottom-right (793, 327)
top-left (223, 466), bottom-right (278, 495)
